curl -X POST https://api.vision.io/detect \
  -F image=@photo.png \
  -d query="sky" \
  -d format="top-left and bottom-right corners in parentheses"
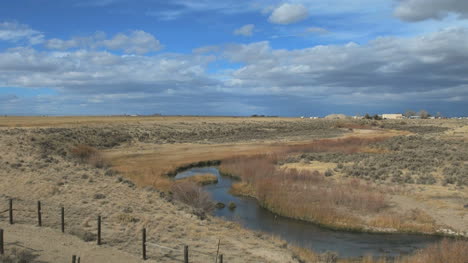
top-left (0, 0), bottom-right (468, 117)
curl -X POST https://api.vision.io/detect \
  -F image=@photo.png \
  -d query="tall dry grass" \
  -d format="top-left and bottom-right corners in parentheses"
top-left (70, 144), bottom-right (107, 168)
top-left (220, 153), bottom-right (388, 229)
top-left (284, 136), bottom-right (388, 154)
top-left (290, 239), bottom-right (468, 263)
top-left (396, 239), bottom-right (468, 263)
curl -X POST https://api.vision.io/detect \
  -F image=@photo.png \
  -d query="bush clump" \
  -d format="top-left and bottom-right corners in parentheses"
top-left (170, 181), bottom-right (215, 213)
top-left (70, 144), bottom-right (107, 168)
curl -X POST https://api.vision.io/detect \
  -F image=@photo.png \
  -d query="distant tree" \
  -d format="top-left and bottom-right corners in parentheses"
top-left (418, 110), bottom-right (429, 119)
top-left (404, 110), bottom-right (416, 118)
top-left (364, 113), bottom-right (372, 119)
top-left (372, 114), bottom-right (382, 120)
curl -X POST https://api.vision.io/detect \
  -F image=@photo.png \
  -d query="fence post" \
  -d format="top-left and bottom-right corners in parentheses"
top-left (72, 255), bottom-right (77, 263)
top-left (184, 245), bottom-right (189, 263)
top-left (61, 207), bottom-right (65, 233)
top-left (0, 229), bottom-right (4, 255)
top-left (219, 254), bottom-right (223, 263)
top-left (142, 228), bottom-right (146, 260)
top-left (215, 239), bottom-right (220, 263)
top-left (9, 199), bottom-right (13, 225)
top-left (77, 257), bottom-right (80, 263)
top-left (37, 201), bottom-right (42, 227)
top-left (97, 216), bottom-right (101, 245)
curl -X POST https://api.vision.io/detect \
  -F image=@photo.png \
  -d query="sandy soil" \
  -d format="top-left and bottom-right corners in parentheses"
top-left (0, 120), bottom-right (301, 262)
top-left (0, 222), bottom-right (149, 263)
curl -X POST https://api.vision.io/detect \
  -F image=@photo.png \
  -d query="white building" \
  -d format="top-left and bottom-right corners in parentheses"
top-left (382, 114), bottom-right (403, 120)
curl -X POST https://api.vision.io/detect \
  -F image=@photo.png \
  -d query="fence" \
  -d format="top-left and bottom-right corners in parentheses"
top-left (0, 198), bottom-right (225, 262)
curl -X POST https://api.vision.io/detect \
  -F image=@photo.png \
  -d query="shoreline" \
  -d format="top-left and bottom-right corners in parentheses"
top-left (214, 167), bottom-right (467, 239)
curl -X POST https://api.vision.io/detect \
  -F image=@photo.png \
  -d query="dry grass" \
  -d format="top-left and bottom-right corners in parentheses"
top-left (170, 181), bottom-right (215, 213)
top-left (283, 136), bottom-right (389, 154)
top-left (179, 173), bottom-right (218, 185)
top-left (369, 208), bottom-right (437, 233)
top-left (396, 239), bottom-right (468, 263)
top-left (220, 155), bottom-right (389, 230)
top-left (291, 239), bottom-right (468, 263)
top-left (217, 135), bottom-right (447, 233)
top-left (70, 144), bottom-right (107, 168)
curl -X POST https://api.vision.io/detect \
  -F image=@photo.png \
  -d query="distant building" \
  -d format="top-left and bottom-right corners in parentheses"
top-left (382, 114), bottom-right (403, 120)
top-left (409, 116), bottom-right (421, 119)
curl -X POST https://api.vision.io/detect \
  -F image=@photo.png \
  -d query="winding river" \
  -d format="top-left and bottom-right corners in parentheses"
top-left (175, 167), bottom-right (442, 259)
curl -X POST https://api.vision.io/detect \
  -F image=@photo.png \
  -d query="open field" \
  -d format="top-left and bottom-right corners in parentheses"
top-left (0, 116), bottom-right (467, 262)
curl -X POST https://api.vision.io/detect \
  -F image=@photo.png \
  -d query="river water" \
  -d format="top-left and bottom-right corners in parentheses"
top-left (175, 167), bottom-right (442, 258)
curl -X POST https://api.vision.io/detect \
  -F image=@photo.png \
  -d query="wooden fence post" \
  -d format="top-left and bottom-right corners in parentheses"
top-left (0, 229), bottom-right (4, 255)
top-left (142, 228), bottom-right (146, 260)
top-left (61, 207), bottom-right (65, 233)
top-left (219, 254), bottom-right (223, 263)
top-left (184, 245), bottom-right (189, 263)
top-left (97, 216), bottom-right (101, 245)
top-left (9, 199), bottom-right (13, 225)
top-left (215, 239), bottom-right (220, 263)
top-left (72, 255), bottom-right (77, 263)
top-left (37, 201), bottom-right (42, 227)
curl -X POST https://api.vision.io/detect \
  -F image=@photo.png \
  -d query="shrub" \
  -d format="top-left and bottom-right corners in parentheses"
top-left (170, 181), bottom-right (215, 213)
top-left (69, 228), bottom-right (97, 242)
top-left (70, 144), bottom-right (107, 168)
top-left (0, 248), bottom-right (39, 263)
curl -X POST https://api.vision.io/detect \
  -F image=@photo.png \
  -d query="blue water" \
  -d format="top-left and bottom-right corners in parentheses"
top-left (176, 167), bottom-right (442, 258)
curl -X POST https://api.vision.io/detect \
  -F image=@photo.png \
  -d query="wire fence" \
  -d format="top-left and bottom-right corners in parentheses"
top-left (0, 197), bottom-right (225, 263)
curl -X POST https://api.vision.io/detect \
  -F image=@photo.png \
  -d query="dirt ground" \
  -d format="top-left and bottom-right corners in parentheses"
top-left (0, 222), bottom-right (150, 263)
top-left (0, 117), bottom-right (315, 262)
top-left (0, 116), bottom-right (466, 262)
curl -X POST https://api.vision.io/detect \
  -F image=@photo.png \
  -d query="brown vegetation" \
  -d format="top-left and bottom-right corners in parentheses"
top-left (290, 239), bottom-right (468, 263)
top-left (178, 173), bottom-right (218, 185)
top-left (70, 144), bottom-right (107, 168)
top-left (396, 239), bottom-right (468, 263)
top-left (170, 181), bottom-right (215, 213)
top-left (220, 154), bottom-right (389, 230)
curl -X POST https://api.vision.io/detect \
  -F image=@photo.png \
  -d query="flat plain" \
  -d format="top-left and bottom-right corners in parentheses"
top-left (0, 116), bottom-right (466, 262)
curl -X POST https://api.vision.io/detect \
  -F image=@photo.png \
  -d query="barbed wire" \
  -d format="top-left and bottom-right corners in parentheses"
top-left (146, 241), bottom-right (216, 257)
top-left (146, 242), bottom-right (180, 252)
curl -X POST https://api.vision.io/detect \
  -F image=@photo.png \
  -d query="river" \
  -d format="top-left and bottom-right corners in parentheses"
top-left (175, 167), bottom-right (442, 259)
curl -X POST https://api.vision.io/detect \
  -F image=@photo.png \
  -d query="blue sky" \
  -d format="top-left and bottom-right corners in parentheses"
top-left (0, 0), bottom-right (468, 116)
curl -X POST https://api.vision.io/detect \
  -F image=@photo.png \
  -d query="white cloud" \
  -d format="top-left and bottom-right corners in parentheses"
top-left (100, 31), bottom-right (162, 54)
top-left (233, 24), bottom-right (255, 36)
top-left (45, 30), bottom-right (162, 54)
top-left (305, 27), bottom-right (329, 34)
top-left (0, 47), bottom-right (216, 94)
top-left (268, 3), bottom-right (309, 24)
top-left (222, 27), bottom-right (468, 104)
top-left (0, 22), bottom-right (44, 45)
top-left (394, 0), bottom-right (468, 21)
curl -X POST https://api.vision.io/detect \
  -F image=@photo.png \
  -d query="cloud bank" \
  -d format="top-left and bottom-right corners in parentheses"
top-left (394, 0), bottom-right (468, 21)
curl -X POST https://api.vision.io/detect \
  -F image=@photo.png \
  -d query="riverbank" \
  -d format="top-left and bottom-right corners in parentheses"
top-left (177, 166), bottom-right (466, 261)
top-left (217, 134), bottom-right (467, 237)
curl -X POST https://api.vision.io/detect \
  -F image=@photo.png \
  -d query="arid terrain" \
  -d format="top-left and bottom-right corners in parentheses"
top-left (0, 116), bottom-right (467, 262)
